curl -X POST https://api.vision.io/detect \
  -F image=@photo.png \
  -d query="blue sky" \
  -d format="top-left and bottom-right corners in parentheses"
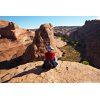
top-left (0, 16), bottom-right (99, 29)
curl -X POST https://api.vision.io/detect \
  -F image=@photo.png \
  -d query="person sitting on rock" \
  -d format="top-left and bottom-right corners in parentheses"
top-left (42, 45), bottom-right (58, 70)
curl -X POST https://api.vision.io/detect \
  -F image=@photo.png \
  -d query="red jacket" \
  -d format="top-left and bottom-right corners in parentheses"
top-left (45, 51), bottom-right (55, 60)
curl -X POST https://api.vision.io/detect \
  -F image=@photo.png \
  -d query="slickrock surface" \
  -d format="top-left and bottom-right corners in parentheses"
top-left (55, 38), bottom-right (67, 48)
top-left (0, 61), bottom-right (100, 83)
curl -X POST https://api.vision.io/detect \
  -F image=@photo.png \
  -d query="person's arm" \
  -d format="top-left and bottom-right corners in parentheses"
top-left (54, 57), bottom-right (58, 63)
top-left (51, 51), bottom-right (55, 60)
top-left (53, 52), bottom-right (58, 63)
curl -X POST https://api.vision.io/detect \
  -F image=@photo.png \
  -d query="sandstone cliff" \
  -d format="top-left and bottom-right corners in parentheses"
top-left (77, 20), bottom-right (100, 68)
top-left (0, 61), bottom-right (100, 83)
top-left (54, 20), bottom-right (100, 68)
top-left (54, 26), bottom-right (79, 41)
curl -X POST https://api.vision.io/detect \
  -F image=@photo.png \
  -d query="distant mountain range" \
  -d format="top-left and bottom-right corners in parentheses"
top-left (53, 26), bottom-right (80, 36)
top-left (29, 26), bottom-right (80, 32)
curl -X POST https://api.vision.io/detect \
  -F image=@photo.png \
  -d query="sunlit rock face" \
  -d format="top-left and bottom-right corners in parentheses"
top-left (22, 23), bottom-right (62, 62)
top-left (0, 20), bottom-right (35, 67)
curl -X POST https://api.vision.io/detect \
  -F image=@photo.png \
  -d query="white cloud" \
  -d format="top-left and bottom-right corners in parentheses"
top-left (95, 16), bottom-right (100, 20)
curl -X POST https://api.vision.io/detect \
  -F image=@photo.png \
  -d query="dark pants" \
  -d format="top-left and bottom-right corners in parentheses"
top-left (42, 60), bottom-right (58, 69)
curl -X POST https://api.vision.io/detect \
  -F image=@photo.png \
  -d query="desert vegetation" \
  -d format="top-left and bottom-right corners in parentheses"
top-left (56, 36), bottom-right (90, 65)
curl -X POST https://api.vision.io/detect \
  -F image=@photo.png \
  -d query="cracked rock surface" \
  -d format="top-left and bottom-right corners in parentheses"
top-left (0, 61), bottom-right (100, 83)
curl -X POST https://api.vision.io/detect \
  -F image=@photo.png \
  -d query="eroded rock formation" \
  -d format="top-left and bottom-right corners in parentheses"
top-left (0, 20), bottom-right (35, 67)
top-left (0, 20), bottom-right (34, 41)
top-left (22, 23), bottom-right (62, 62)
top-left (0, 21), bottom-right (62, 67)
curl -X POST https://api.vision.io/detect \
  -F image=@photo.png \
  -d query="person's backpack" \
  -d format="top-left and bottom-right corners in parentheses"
top-left (46, 60), bottom-right (53, 68)
top-left (42, 60), bottom-right (57, 70)
top-left (51, 60), bottom-right (58, 68)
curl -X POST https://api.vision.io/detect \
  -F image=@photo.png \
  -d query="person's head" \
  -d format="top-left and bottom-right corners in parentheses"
top-left (47, 45), bottom-right (54, 51)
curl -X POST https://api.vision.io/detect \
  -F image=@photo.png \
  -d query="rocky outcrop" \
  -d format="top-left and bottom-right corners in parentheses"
top-left (0, 20), bottom-right (19, 40)
top-left (77, 20), bottom-right (100, 68)
top-left (22, 23), bottom-right (62, 62)
top-left (55, 37), bottom-right (67, 48)
top-left (0, 20), bottom-right (34, 40)
top-left (0, 21), bottom-right (62, 68)
top-left (0, 61), bottom-right (100, 83)
top-left (0, 20), bottom-right (35, 67)
top-left (0, 20), bottom-right (19, 30)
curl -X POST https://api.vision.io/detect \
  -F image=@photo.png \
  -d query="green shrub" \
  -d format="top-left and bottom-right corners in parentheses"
top-left (54, 36), bottom-right (59, 39)
top-left (61, 37), bottom-right (69, 43)
top-left (69, 41), bottom-right (80, 48)
top-left (59, 45), bottom-right (81, 62)
top-left (58, 57), bottom-right (63, 61)
top-left (82, 61), bottom-right (89, 65)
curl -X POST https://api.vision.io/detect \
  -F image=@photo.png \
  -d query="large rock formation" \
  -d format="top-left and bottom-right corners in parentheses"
top-left (0, 20), bottom-right (19, 30)
top-left (0, 20), bottom-right (35, 67)
top-left (77, 20), bottom-right (100, 68)
top-left (0, 21), bottom-right (62, 68)
top-left (0, 20), bottom-right (34, 41)
top-left (0, 20), bottom-right (19, 40)
top-left (22, 23), bottom-right (62, 62)
top-left (0, 61), bottom-right (100, 83)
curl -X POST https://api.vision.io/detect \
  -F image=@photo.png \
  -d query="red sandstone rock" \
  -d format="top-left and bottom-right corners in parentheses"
top-left (1, 61), bottom-right (100, 83)
top-left (0, 20), bottom-right (34, 40)
top-left (0, 22), bottom-right (62, 67)
top-left (0, 20), bottom-right (19, 30)
top-left (0, 20), bottom-right (35, 64)
top-left (22, 23), bottom-right (62, 62)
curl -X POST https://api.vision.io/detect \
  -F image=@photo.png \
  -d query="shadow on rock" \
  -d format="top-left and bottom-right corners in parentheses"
top-left (0, 56), bottom-right (22, 70)
top-left (2, 65), bottom-right (50, 83)
top-left (14, 65), bottom-right (50, 77)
